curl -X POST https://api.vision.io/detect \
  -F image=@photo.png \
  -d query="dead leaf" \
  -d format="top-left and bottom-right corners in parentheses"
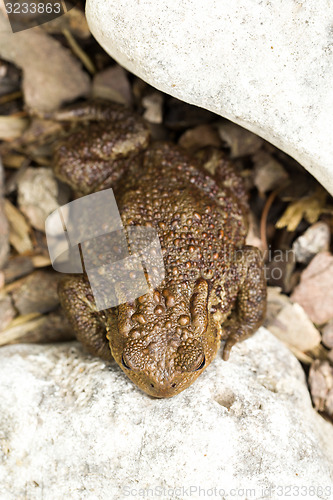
top-left (0, 9), bottom-right (90, 112)
top-left (0, 116), bottom-right (29, 140)
top-left (276, 188), bottom-right (327, 231)
top-left (282, 343), bottom-right (328, 365)
top-left (4, 199), bottom-right (33, 254)
top-left (62, 28), bottom-right (96, 75)
top-left (0, 309), bottom-right (74, 345)
top-left (1, 153), bottom-right (27, 169)
top-left (291, 252), bottom-right (333, 325)
top-left (31, 255), bottom-right (51, 268)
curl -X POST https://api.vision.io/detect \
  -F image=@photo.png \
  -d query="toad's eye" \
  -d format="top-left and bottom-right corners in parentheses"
top-left (121, 354), bottom-right (132, 370)
top-left (194, 355), bottom-right (206, 371)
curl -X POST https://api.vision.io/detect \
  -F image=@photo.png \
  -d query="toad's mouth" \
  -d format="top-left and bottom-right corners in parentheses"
top-left (122, 367), bottom-right (206, 398)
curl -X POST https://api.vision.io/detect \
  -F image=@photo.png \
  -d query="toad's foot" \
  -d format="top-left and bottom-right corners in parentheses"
top-left (222, 246), bottom-right (266, 360)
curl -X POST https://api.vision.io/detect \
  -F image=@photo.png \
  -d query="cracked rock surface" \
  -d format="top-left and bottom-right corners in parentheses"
top-left (0, 327), bottom-right (332, 499)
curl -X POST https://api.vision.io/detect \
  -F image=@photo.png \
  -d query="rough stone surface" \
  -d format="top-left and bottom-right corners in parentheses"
top-left (17, 167), bottom-right (70, 232)
top-left (267, 302), bottom-right (321, 352)
top-left (291, 252), bottom-right (333, 325)
top-left (309, 361), bottom-right (333, 419)
top-left (86, 0), bottom-right (333, 196)
top-left (322, 320), bottom-right (333, 350)
top-left (0, 8), bottom-right (90, 113)
top-left (292, 222), bottom-right (330, 264)
top-left (0, 328), bottom-right (332, 499)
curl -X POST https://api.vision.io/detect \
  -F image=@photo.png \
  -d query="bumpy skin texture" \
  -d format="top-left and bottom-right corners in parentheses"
top-left (54, 103), bottom-right (266, 398)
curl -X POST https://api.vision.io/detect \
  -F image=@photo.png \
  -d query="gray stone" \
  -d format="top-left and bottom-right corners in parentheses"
top-left (322, 320), bottom-right (333, 350)
top-left (86, 0), bottom-right (333, 196)
top-left (0, 327), bottom-right (332, 499)
top-left (17, 167), bottom-right (70, 232)
top-left (292, 222), bottom-right (330, 264)
top-left (0, 9), bottom-right (90, 113)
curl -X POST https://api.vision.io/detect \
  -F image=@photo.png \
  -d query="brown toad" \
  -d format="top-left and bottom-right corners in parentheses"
top-left (53, 102), bottom-right (266, 398)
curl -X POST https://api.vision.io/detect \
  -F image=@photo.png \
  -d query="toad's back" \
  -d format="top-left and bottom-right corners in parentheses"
top-left (115, 142), bottom-right (248, 284)
top-left (53, 103), bottom-right (266, 398)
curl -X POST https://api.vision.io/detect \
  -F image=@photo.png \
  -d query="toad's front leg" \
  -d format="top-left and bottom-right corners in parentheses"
top-left (221, 246), bottom-right (266, 360)
top-left (58, 275), bottom-right (114, 361)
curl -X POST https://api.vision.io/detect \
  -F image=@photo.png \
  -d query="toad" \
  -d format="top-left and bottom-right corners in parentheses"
top-left (53, 102), bottom-right (266, 398)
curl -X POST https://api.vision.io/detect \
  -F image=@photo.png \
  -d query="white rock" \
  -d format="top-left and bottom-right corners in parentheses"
top-left (266, 301), bottom-right (321, 352)
top-left (322, 320), bottom-right (333, 350)
top-left (0, 328), bottom-right (332, 499)
top-left (292, 222), bottom-right (330, 264)
top-left (86, 0), bottom-right (333, 196)
top-left (17, 167), bottom-right (70, 232)
top-left (142, 92), bottom-right (164, 124)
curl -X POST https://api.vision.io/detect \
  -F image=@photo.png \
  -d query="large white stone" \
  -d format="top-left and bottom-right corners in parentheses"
top-left (86, 0), bottom-right (333, 196)
top-left (0, 328), bottom-right (332, 499)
